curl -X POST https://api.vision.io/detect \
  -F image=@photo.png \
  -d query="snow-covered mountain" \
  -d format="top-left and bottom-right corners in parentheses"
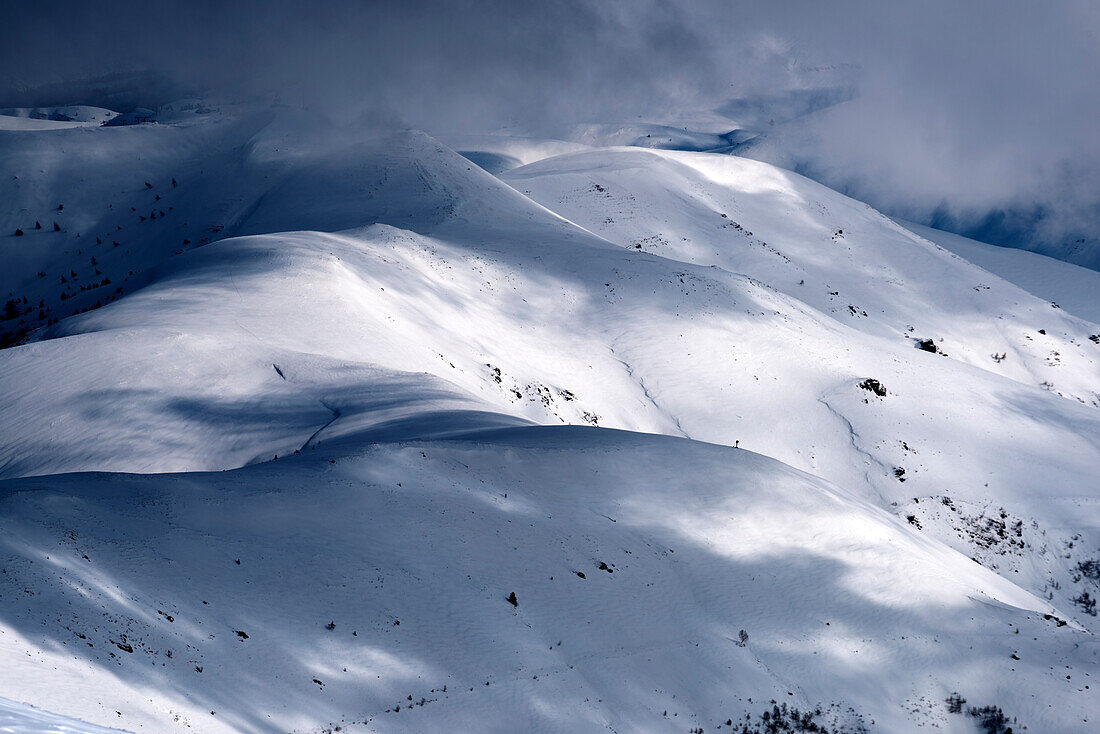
top-left (727, 99), bottom-right (1100, 273)
top-left (1, 105), bottom-right (1097, 733)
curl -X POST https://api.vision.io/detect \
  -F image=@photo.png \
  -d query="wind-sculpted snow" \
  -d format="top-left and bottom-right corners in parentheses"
top-left (0, 108), bottom-right (1097, 732)
top-left (0, 696), bottom-right (131, 734)
top-left (1, 430), bottom-right (1095, 732)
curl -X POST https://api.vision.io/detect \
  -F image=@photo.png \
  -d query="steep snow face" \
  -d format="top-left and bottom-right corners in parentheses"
top-left (1, 430), bottom-right (1095, 733)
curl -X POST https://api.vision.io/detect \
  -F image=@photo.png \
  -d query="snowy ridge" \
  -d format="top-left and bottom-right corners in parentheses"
top-left (0, 108), bottom-right (1097, 732)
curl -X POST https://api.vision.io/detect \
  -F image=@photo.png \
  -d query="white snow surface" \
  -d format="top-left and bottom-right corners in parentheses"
top-left (897, 219), bottom-right (1100, 325)
top-left (0, 107), bottom-right (119, 131)
top-left (0, 697), bottom-right (130, 734)
top-left (0, 107), bottom-right (1097, 732)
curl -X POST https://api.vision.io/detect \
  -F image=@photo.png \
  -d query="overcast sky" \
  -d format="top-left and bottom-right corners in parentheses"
top-left (3, 0), bottom-right (1098, 258)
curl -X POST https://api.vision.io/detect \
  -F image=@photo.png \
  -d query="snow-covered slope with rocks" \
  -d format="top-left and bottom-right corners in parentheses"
top-left (1, 107), bottom-right (1097, 733)
top-left (897, 219), bottom-right (1100, 326)
top-left (4, 430), bottom-right (1095, 733)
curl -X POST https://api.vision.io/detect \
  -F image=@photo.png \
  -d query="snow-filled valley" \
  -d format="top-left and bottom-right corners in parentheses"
top-left (0, 106), bottom-right (1098, 733)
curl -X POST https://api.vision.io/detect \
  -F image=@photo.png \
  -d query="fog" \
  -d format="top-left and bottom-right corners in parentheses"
top-left (3, 0), bottom-right (1097, 262)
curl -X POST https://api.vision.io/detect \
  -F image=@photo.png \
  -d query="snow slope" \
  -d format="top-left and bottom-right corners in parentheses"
top-left (2, 430), bottom-right (1096, 733)
top-left (730, 101), bottom-right (1100, 272)
top-left (0, 108), bottom-right (1097, 732)
top-left (501, 144), bottom-right (1100, 604)
top-left (0, 106), bottom-right (119, 131)
top-left (897, 219), bottom-right (1100, 325)
top-left (504, 146), bottom-right (1099, 398)
top-left (442, 134), bottom-right (589, 174)
top-left (0, 697), bottom-right (130, 734)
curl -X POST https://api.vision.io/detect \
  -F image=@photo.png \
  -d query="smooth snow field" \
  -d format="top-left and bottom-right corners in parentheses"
top-left (0, 106), bottom-right (1097, 733)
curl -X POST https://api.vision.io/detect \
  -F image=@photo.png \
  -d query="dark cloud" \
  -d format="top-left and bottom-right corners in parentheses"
top-left (0, 1), bottom-right (725, 131)
top-left (3, 0), bottom-right (1098, 263)
top-left (734, 1), bottom-right (1100, 264)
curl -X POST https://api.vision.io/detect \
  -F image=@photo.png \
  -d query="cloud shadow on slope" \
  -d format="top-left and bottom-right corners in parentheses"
top-left (0, 426), bottom-right (1088, 731)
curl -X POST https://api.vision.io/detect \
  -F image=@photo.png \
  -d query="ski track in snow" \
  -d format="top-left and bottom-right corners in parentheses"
top-left (607, 343), bottom-right (690, 440)
top-left (815, 390), bottom-right (894, 506)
